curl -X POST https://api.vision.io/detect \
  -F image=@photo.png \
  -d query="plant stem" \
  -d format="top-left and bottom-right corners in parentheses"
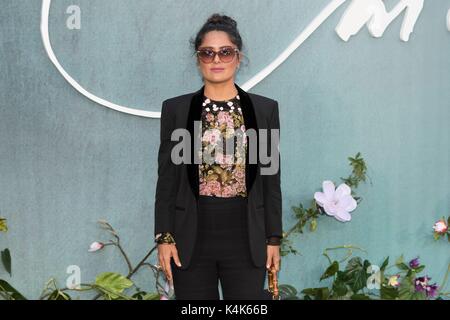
top-left (439, 263), bottom-right (450, 294)
top-left (116, 242), bottom-right (133, 274)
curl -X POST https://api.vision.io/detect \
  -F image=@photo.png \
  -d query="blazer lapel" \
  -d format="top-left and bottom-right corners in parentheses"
top-left (186, 82), bottom-right (259, 200)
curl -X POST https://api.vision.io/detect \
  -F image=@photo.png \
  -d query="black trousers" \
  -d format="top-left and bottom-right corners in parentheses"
top-left (170, 195), bottom-right (267, 300)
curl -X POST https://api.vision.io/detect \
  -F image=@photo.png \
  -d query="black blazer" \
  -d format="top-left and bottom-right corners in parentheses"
top-left (154, 82), bottom-right (282, 269)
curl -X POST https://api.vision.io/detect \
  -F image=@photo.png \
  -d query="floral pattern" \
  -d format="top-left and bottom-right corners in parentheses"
top-left (199, 94), bottom-right (247, 197)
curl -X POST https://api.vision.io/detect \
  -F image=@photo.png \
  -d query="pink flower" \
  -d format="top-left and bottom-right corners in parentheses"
top-left (231, 180), bottom-right (246, 194)
top-left (217, 111), bottom-right (233, 128)
top-left (207, 180), bottom-right (221, 196)
top-left (221, 185), bottom-right (235, 197)
top-left (202, 128), bottom-right (222, 145)
top-left (206, 113), bottom-right (214, 122)
top-left (215, 152), bottom-right (234, 165)
top-left (88, 241), bottom-right (104, 252)
top-left (199, 181), bottom-right (212, 196)
top-left (233, 168), bottom-right (245, 180)
top-left (432, 219), bottom-right (448, 234)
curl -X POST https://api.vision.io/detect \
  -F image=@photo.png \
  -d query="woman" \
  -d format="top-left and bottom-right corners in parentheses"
top-left (154, 14), bottom-right (283, 300)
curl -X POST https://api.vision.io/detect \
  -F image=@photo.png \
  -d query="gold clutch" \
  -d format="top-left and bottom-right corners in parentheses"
top-left (267, 265), bottom-right (280, 300)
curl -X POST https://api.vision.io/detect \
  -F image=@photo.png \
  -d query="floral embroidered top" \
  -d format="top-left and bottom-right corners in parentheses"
top-left (153, 92), bottom-right (282, 246)
top-left (198, 93), bottom-right (247, 198)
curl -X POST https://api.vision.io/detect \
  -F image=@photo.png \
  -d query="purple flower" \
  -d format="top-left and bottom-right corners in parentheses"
top-left (414, 276), bottom-right (431, 292)
top-left (409, 257), bottom-right (420, 269)
top-left (426, 283), bottom-right (439, 298)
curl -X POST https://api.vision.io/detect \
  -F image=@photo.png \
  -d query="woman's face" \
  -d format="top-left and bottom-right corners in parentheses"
top-left (196, 30), bottom-right (241, 84)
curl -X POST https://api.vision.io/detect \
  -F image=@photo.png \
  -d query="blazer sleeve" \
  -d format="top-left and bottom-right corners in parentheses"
top-left (154, 100), bottom-right (178, 236)
top-left (262, 100), bottom-right (283, 240)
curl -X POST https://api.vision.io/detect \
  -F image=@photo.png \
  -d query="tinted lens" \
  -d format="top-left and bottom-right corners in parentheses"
top-left (218, 48), bottom-right (236, 62)
top-left (197, 50), bottom-right (214, 62)
top-left (197, 48), bottom-right (237, 63)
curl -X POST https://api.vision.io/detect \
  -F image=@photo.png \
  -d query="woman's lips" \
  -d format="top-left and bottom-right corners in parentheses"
top-left (210, 68), bottom-right (224, 73)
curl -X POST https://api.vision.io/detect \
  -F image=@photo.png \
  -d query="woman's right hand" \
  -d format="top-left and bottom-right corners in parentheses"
top-left (157, 243), bottom-right (182, 282)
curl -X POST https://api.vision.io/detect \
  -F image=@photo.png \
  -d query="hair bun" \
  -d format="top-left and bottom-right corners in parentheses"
top-left (207, 14), bottom-right (237, 28)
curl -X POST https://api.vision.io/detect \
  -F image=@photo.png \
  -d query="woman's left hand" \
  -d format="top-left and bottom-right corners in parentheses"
top-left (266, 244), bottom-right (281, 271)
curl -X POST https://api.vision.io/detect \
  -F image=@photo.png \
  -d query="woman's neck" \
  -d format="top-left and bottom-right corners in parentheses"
top-left (203, 80), bottom-right (238, 101)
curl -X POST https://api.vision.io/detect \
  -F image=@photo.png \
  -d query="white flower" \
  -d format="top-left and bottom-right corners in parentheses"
top-left (88, 241), bottom-right (104, 252)
top-left (314, 180), bottom-right (357, 222)
top-left (433, 219), bottom-right (448, 234)
top-left (205, 98), bottom-right (210, 103)
top-left (388, 275), bottom-right (400, 287)
top-left (227, 101), bottom-right (233, 106)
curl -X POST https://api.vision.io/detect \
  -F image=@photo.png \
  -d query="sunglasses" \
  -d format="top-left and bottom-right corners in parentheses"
top-left (196, 46), bottom-right (240, 64)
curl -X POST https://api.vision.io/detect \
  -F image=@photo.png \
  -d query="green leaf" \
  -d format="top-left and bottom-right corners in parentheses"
top-left (94, 272), bottom-right (133, 299)
top-left (132, 291), bottom-right (160, 300)
top-left (0, 279), bottom-right (27, 300)
top-left (380, 285), bottom-right (399, 300)
top-left (380, 256), bottom-right (389, 271)
top-left (414, 265), bottom-right (425, 273)
top-left (309, 219), bottom-right (317, 232)
top-left (410, 291), bottom-right (426, 300)
top-left (278, 284), bottom-right (298, 297)
top-left (398, 276), bottom-right (415, 300)
top-left (143, 293), bottom-right (161, 300)
top-left (301, 288), bottom-right (317, 295)
top-left (0, 218), bottom-right (7, 232)
top-left (397, 263), bottom-right (410, 271)
top-left (1, 249), bottom-right (11, 276)
top-left (48, 290), bottom-right (71, 300)
top-left (320, 261), bottom-right (339, 281)
top-left (332, 279), bottom-right (348, 296)
top-left (278, 284), bottom-right (299, 300)
top-left (132, 291), bottom-right (147, 300)
top-left (350, 293), bottom-right (371, 300)
top-left (301, 287), bottom-right (330, 300)
top-left (344, 258), bottom-right (370, 293)
top-left (395, 255), bottom-right (404, 266)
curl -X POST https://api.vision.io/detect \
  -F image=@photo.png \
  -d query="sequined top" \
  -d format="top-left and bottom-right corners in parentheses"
top-left (198, 93), bottom-right (247, 198)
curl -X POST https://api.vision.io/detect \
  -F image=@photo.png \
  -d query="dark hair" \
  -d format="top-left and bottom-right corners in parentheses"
top-left (190, 13), bottom-right (248, 66)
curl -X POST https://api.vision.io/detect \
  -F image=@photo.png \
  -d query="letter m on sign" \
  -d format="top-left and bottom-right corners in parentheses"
top-left (335, 0), bottom-right (424, 42)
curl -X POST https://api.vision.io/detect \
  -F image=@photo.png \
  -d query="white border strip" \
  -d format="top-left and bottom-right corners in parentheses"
top-left (41, 0), bottom-right (346, 118)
